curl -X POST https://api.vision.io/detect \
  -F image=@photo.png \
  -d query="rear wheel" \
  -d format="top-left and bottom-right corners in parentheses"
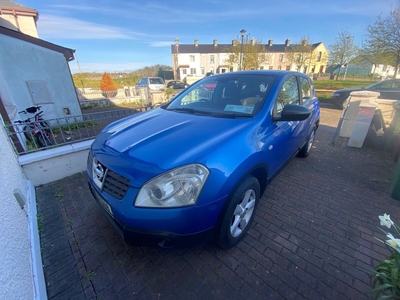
top-left (298, 126), bottom-right (316, 157)
top-left (36, 132), bottom-right (53, 148)
top-left (215, 176), bottom-right (260, 249)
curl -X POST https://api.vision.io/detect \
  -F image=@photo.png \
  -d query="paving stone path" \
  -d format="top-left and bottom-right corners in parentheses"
top-left (36, 103), bottom-right (400, 299)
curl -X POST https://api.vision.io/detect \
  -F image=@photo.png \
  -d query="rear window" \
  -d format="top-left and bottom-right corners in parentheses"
top-left (150, 78), bottom-right (164, 84)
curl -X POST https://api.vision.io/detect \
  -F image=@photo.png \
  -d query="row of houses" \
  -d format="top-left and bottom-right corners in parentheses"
top-left (171, 38), bottom-right (399, 82)
top-left (170, 37), bottom-right (329, 81)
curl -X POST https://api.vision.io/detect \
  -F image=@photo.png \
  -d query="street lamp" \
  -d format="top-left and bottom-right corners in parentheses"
top-left (239, 29), bottom-right (246, 71)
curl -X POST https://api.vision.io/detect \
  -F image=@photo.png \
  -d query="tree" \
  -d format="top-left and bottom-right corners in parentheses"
top-left (99, 72), bottom-right (118, 97)
top-left (364, 0), bottom-right (400, 77)
top-left (284, 36), bottom-right (327, 74)
top-left (224, 36), bottom-right (272, 70)
top-left (99, 72), bottom-right (118, 91)
top-left (329, 29), bottom-right (359, 80)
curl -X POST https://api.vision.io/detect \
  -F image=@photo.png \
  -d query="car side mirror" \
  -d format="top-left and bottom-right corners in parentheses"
top-left (273, 104), bottom-right (311, 122)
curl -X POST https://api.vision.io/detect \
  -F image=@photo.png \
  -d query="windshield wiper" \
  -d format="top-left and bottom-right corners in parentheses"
top-left (168, 107), bottom-right (251, 118)
top-left (168, 107), bottom-right (196, 113)
top-left (211, 111), bottom-right (251, 118)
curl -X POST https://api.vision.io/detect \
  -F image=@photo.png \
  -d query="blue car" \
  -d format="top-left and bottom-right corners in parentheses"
top-left (87, 70), bottom-right (320, 249)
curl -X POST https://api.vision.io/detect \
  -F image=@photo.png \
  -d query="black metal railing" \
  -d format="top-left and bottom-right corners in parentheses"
top-left (5, 107), bottom-right (151, 155)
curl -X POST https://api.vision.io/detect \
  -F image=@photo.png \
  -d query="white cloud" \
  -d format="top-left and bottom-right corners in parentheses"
top-left (37, 15), bottom-right (137, 40)
top-left (149, 41), bottom-right (173, 47)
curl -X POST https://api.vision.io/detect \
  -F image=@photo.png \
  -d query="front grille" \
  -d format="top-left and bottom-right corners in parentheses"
top-left (103, 169), bottom-right (130, 200)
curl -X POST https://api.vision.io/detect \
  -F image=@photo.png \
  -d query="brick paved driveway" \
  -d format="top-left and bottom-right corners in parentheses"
top-left (36, 103), bottom-right (400, 300)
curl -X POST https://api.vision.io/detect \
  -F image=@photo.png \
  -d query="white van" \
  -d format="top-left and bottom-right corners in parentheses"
top-left (136, 77), bottom-right (166, 92)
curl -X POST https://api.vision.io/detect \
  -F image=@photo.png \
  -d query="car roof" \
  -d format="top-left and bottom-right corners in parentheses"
top-left (208, 70), bottom-right (310, 79)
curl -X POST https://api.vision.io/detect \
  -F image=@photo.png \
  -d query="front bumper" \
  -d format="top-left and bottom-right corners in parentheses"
top-left (88, 182), bottom-right (216, 248)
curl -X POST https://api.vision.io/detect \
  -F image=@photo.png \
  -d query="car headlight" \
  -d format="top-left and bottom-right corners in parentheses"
top-left (135, 164), bottom-right (209, 208)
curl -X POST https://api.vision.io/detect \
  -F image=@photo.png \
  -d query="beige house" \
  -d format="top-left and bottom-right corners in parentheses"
top-left (171, 38), bottom-right (329, 80)
top-left (0, 0), bottom-right (38, 37)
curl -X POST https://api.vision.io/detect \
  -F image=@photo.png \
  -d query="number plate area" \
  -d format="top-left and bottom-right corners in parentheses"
top-left (93, 187), bottom-right (114, 218)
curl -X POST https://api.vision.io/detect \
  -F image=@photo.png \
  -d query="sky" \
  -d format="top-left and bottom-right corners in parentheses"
top-left (18, 0), bottom-right (397, 74)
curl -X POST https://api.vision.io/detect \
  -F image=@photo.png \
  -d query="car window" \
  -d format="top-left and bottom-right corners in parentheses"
top-left (180, 82), bottom-right (215, 106)
top-left (166, 74), bottom-right (276, 116)
top-left (150, 78), bottom-right (164, 84)
top-left (274, 76), bottom-right (299, 115)
top-left (379, 82), bottom-right (400, 90)
top-left (368, 80), bottom-right (400, 90)
top-left (299, 76), bottom-right (312, 102)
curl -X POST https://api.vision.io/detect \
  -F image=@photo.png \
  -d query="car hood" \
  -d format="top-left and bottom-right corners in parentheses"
top-left (92, 108), bottom-right (252, 185)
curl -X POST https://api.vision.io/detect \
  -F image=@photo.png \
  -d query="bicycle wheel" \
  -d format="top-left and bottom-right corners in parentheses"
top-left (23, 126), bottom-right (33, 141)
top-left (36, 132), bottom-right (53, 148)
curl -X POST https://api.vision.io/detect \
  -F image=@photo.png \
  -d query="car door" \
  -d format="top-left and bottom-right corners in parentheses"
top-left (261, 75), bottom-right (303, 176)
top-left (374, 80), bottom-right (400, 100)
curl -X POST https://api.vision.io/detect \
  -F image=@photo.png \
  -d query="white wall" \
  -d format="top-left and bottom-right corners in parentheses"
top-left (0, 14), bottom-right (38, 38)
top-left (20, 140), bottom-right (93, 187)
top-left (0, 121), bottom-right (45, 299)
top-left (0, 34), bottom-right (81, 122)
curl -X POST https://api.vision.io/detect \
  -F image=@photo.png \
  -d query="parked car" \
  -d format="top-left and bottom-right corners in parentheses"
top-left (87, 70), bottom-right (320, 249)
top-left (331, 79), bottom-right (400, 109)
top-left (167, 80), bottom-right (187, 89)
top-left (135, 77), bottom-right (166, 92)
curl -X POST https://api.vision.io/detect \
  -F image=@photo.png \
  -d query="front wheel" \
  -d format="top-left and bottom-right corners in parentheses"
top-left (215, 176), bottom-right (260, 249)
top-left (298, 126), bottom-right (316, 157)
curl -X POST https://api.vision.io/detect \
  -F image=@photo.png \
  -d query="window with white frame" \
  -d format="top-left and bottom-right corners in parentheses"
top-left (182, 69), bottom-right (187, 75)
top-left (190, 68), bottom-right (196, 75)
top-left (279, 54), bottom-right (284, 62)
top-left (210, 55), bottom-right (215, 64)
top-left (190, 55), bottom-right (195, 62)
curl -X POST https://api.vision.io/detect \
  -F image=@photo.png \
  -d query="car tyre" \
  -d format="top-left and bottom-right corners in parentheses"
top-left (215, 176), bottom-right (260, 249)
top-left (298, 125), bottom-right (316, 157)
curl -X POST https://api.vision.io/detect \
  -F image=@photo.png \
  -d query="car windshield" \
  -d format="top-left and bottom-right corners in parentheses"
top-left (165, 74), bottom-right (276, 117)
top-left (150, 78), bottom-right (164, 84)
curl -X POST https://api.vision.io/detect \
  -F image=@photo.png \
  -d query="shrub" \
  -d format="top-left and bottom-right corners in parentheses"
top-left (99, 72), bottom-right (118, 97)
top-left (99, 72), bottom-right (117, 91)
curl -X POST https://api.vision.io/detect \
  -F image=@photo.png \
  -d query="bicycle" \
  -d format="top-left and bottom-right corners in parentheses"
top-left (14, 106), bottom-right (54, 148)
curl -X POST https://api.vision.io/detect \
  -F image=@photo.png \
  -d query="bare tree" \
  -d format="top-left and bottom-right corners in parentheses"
top-left (329, 29), bottom-right (359, 80)
top-left (364, 0), bottom-right (400, 77)
top-left (224, 36), bottom-right (272, 70)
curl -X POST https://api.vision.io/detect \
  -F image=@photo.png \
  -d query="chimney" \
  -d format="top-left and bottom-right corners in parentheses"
top-left (301, 39), bottom-right (307, 46)
top-left (268, 39), bottom-right (273, 47)
top-left (175, 38), bottom-right (179, 46)
top-left (285, 39), bottom-right (290, 47)
top-left (232, 39), bottom-right (238, 46)
top-left (251, 37), bottom-right (255, 45)
top-left (213, 39), bottom-right (218, 47)
top-left (194, 39), bottom-right (198, 47)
